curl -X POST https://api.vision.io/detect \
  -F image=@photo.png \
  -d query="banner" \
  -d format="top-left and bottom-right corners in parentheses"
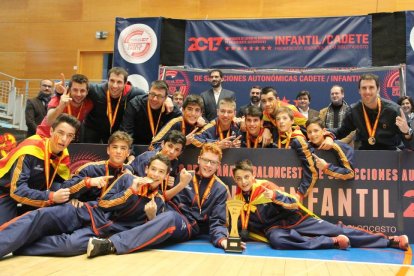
top-left (68, 144), bottom-right (414, 240)
top-left (114, 17), bottom-right (162, 91)
top-left (185, 16), bottom-right (371, 69)
top-left (162, 66), bottom-right (401, 111)
top-left (406, 11), bottom-right (414, 99)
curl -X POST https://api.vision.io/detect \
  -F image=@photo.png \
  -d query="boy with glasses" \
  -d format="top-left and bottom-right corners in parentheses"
top-left (86, 143), bottom-right (230, 258)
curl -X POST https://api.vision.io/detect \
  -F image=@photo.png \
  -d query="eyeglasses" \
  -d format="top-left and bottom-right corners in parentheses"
top-left (42, 84), bottom-right (53, 88)
top-left (148, 92), bottom-right (166, 100)
top-left (199, 156), bottom-right (220, 166)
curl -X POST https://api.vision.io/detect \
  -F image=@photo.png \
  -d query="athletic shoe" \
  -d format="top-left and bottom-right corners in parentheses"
top-left (87, 237), bottom-right (115, 258)
top-left (332, 235), bottom-right (350, 250)
top-left (388, 235), bottom-right (409, 251)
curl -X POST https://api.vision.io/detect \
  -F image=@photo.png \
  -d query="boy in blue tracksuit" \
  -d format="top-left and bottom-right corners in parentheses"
top-left (0, 149), bottom-right (172, 258)
top-left (194, 98), bottom-right (241, 149)
top-left (273, 106), bottom-right (318, 199)
top-left (240, 106), bottom-right (274, 148)
top-left (150, 95), bottom-right (206, 149)
top-left (86, 142), bottom-right (230, 258)
top-left (306, 117), bottom-right (355, 180)
top-left (0, 114), bottom-right (80, 225)
top-left (221, 159), bottom-right (409, 251)
top-left (130, 130), bottom-right (186, 200)
top-left (9, 131), bottom-right (134, 256)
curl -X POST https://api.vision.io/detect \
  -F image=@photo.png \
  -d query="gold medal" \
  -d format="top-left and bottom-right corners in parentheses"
top-left (368, 137), bottom-right (376, 145)
top-left (362, 99), bottom-right (381, 147)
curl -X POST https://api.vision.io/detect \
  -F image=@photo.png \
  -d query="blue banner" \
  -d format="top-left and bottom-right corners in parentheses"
top-left (185, 16), bottom-right (371, 69)
top-left (114, 17), bottom-right (162, 91)
top-left (162, 67), bottom-right (401, 111)
top-left (406, 11), bottom-right (414, 99)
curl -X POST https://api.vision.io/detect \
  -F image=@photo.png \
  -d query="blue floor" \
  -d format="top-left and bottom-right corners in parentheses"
top-left (156, 236), bottom-right (413, 266)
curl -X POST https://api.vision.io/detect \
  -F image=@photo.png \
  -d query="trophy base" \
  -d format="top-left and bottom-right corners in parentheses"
top-left (225, 237), bottom-right (243, 253)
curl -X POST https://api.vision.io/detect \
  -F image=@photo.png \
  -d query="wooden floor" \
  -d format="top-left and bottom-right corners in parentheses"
top-left (0, 250), bottom-right (413, 276)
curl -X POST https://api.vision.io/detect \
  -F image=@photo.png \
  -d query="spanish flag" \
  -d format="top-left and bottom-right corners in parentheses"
top-left (0, 135), bottom-right (70, 180)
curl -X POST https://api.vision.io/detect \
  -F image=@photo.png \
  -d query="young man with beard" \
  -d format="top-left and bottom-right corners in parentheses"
top-left (150, 94), bottom-right (205, 148)
top-left (201, 69), bottom-right (236, 121)
top-left (0, 154), bottom-right (173, 258)
top-left (0, 114), bottom-right (80, 225)
top-left (240, 106), bottom-right (273, 148)
top-left (36, 74), bottom-right (93, 142)
top-left (86, 143), bottom-right (230, 258)
top-left (195, 97), bottom-right (241, 149)
top-left (236, 86), bottom-right (261, 118)
top-left (120, 80), bottom-right (182, 145)
top-left (320, 74), bottom-right (413, 150)
top-left (82, 67), bottom-right (146, 143)
top-left (25, 79), bottom-right (54, 137)
top-left (222, 159), bottom-right (409, 251)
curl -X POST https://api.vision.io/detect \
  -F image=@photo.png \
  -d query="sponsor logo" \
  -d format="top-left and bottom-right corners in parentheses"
top-left (164, 70), bottom-right (191, 97)
top-left (381, 71), bottom-right (400, 101)
top-left (117, 24), bottom-right (157, 64)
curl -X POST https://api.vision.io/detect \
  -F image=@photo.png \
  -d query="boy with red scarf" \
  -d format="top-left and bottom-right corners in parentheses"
top-left (222, 159), bottom-right (409, 251)
top-left (0, 114), bottom-right (80, 225)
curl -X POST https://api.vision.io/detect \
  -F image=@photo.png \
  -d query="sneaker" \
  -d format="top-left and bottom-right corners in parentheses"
top-left (332, 235), bottom-right (350, 250)
top-left (87, 237), bottom-right (115, 258)
top-left (389, 235), bottom-right (409, 251)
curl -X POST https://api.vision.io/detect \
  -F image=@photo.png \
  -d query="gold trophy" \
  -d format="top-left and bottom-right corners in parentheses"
top-left (225, 199), bottom-right (244, 253)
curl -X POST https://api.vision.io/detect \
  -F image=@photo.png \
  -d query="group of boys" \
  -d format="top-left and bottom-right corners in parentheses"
top-left (0, 70), bottom-right (410, 259)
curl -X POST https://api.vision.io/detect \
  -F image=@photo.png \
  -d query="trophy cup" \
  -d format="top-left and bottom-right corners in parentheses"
top-left (225, 199), bottom-right (244, 253)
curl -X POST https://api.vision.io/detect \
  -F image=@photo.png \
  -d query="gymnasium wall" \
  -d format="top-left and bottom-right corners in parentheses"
top-left (0, 0), bottom-right (412, 94)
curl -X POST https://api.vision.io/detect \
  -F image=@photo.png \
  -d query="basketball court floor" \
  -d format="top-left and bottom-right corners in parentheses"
top-left (0, 236), bottom-right (412, 275)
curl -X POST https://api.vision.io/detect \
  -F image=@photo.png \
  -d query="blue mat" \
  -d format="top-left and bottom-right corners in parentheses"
top-left (156, 236), bottom-right (413, 266)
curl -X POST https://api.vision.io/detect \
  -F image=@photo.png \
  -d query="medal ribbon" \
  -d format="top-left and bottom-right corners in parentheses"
top-left (67, 102), bottom-right (84, 120)
top-left (106, 90), bottom-right (122, 132)
top-left (192, 175), bottom-right (215, 214)
top-left (362, 98), bottom-right (381, 140)
top-left (44, 139), bottom-right (64, 190)
top-left (246, 128), bottom-right (264, 148)
top-left (147, 101), bottom-right (165, 137)
top-left (277, 131), bottom-right (292, 149)
top-left (217, 121), bottom-right (231, 141)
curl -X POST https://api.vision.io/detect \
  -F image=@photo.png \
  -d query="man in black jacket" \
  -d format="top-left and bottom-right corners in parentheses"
top-left (25, 79), bottom-right (53, 137)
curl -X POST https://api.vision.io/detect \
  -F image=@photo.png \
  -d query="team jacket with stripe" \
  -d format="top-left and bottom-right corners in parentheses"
top-left (311, 140), bottom-right (355, 180)
top-left (130, 150), bottom-right (179, 178)
top-left (168, 174), bottom-right (230, 247)
top-left (84, 173), bottom-right (165, 237)
top-left (0, 154), bottom-right (66, 208)
top-left (194, 119), bottom-right (241, 147)
top-left (150, 116), bottom-right (202, 148)
top-left (234, 180), bottom-right (305, 234)
top-left (60, 160), bottom-right (133, 202)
